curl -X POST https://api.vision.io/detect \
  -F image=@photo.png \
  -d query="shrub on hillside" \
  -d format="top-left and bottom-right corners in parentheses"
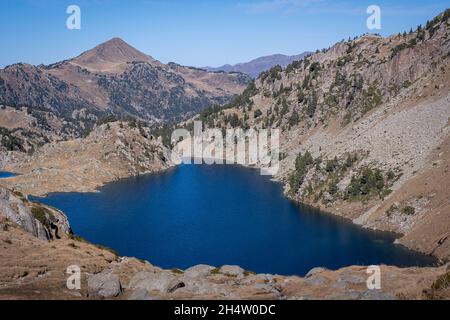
top-left (289, 151), bottom-right (314, 194)
top-left (346, 167), bottom-right (386, 199)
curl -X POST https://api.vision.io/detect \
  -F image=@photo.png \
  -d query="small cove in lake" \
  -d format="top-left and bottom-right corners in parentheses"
top-left (0, 171), bottom-right (16, 179)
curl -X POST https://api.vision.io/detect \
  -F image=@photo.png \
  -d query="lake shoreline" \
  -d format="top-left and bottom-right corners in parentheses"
top-left (0, 161), bottom-right (444, 267)
top-left (32, 164), bottom-right (440, 276)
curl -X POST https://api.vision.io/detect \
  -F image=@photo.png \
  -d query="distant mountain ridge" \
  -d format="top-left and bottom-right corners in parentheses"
top-left (205, 52), bottom-right (311, 78)
top-left (0, 38), bottom-right (251, 124)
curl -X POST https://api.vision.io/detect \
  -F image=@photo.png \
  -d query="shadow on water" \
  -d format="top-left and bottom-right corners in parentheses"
top-left (33, 164), bottom-right (438, 276)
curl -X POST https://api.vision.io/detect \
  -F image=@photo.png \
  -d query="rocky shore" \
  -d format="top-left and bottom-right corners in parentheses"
top-left (0, 191), bottom-right (449, 300)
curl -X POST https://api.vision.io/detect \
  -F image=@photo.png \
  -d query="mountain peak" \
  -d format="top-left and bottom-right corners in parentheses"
top-left (104, 37), bottom-right (127, 44)
top-left (71, 37), bottom-right (154, 72)
top-left (98, 37), bottom-right (141, 51)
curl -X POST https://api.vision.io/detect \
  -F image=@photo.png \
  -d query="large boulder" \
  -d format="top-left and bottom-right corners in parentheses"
top-left (184, 265), bottom-right (215, 278)
top-left (128, 271), bottom-right (184, 294)
top-left (88, 272), bottom-right (122, 298)
top-left (127, 288), bottom-right (152, 300)
top-left (219, 265), bottom-right (245, 278)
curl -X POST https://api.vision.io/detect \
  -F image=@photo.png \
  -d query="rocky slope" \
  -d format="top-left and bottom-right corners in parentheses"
top-left (0, 104), bottom-right (83, 153)
top-left (0, 38), bottom-right (250, 123)
top-left (205, 52), bottom-right (311, 78)
top-left (0, 195), bottom-right (449, 300)
top-left (0, 103), bottom-right (91, 172)
top-left (1, 121), bottom-right (177, 196)
top-left (188, 10), bottom-right (450, 261)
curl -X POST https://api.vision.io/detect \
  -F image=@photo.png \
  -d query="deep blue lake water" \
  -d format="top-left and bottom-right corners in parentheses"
top-left (0, 171), bottom-right (16, 178)
top-left (34, 164), bottom-right (436, 276)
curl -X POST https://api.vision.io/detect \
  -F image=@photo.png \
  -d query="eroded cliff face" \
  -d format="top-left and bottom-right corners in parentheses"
top-left (186, 11), bottom-right (450, 261)
top-left (0, 187), bottom-right (70, 240)
top-left (1, 121), bottom-right (177, 196)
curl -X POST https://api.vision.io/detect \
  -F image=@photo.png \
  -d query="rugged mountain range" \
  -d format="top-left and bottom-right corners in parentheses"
top-left (1, 9), bottom-right (450, 300)
top-left (189, 10), bottom-right (450, 261)
top-left (0, 38), bottom-right (250, 123)
top-left (204, 52), bottom-right (311, 78)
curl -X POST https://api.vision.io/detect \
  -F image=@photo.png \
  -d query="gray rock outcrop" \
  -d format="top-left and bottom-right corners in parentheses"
top-left (0, 186), bottom-right (71, 240)
top-left (88, 272), bottom-right (122, 298)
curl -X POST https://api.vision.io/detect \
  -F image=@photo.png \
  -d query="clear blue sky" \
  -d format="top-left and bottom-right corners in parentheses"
top-left (1, 0), bottom-right (449, 68)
